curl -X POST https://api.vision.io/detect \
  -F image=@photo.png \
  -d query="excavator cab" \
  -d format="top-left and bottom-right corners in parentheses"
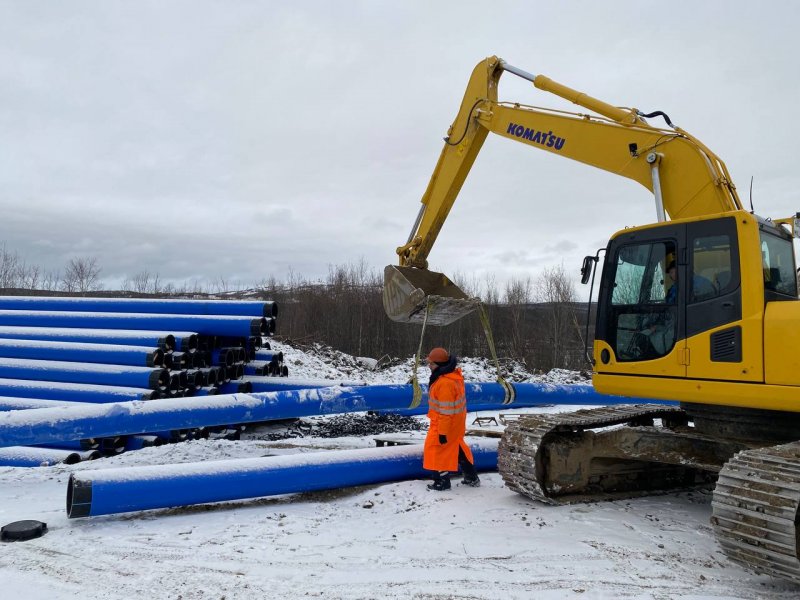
top-left (383, 265), bottom-right (476, 326)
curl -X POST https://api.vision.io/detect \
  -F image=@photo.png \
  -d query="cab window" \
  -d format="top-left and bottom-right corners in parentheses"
top-left (610, 241), bottom-right (677, 361)
top-left (690, 234), bottom-right (732, 303)
top-left (760, 230), bottom-right (797, 297)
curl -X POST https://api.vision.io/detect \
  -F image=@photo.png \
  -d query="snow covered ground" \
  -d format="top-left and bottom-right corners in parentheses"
top-left (2, 341), bottom-right (798, 599)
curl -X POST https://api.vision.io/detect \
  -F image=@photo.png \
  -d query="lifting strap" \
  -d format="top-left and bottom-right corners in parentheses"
top-left (409, 296), bottom-right (434, 409)
top-left (408, 297), bottom-right (515, 408)
top-left (476, 302), bottom-right (516, 405)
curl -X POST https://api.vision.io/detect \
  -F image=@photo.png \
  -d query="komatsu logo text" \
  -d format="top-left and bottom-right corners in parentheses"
top-left (506, 123), bottom-right (566, 150)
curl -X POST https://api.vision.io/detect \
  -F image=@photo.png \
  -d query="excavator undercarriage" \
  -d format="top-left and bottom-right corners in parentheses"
top-left (496, 404), bottom-right (800, 583)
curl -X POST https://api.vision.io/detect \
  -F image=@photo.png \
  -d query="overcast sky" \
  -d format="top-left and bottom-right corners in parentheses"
top-left (1, 1), bottom-right (798, 295)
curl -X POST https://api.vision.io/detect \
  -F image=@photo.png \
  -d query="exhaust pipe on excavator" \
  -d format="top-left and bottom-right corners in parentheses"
top-left (382, 265), bottom-right (478, 326)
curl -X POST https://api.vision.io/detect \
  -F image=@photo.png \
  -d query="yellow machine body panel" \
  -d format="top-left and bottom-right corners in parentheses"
top-left (765, 301), bottom-right (800, 386)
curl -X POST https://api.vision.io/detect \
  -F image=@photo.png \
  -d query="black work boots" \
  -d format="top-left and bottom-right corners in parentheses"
top-left (427, 472), bottom-right (451, 491)
top-left (459, 454), bottom-right (481, 487)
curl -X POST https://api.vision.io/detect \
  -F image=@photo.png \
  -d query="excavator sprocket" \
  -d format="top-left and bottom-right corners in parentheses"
top-left (497, 404), bottom-right (698, 505)
top-left (712, 441), bottom-right (800, 584)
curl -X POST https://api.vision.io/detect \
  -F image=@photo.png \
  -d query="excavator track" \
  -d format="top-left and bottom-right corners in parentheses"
top-left (497, 404), bottom-right (693, 505)
top-left (711, 442), bottom-right (800, 584)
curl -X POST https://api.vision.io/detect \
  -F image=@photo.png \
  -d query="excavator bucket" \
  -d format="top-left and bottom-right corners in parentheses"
top-left (383, 265), bottom-right (477, 326)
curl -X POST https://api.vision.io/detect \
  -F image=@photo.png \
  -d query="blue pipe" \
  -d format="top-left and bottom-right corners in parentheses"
top-left (217, 381), bottom-right (251, 394)
top-left (0, 446), bottom-right (98, 467)
top-left (192, 387), bottom-right (219, 396)
top-left (0, 396), bottom-right (79, 411)
top-left (66, 438), bottom-right (499, 517)
top-left (0, 325), bottom-right (184, 351)
top-left (124, 435), bottom-right (163, 451)
top-left (0, 378), bottom-right (157, 402)
top-left (0, 383), bottom-right (674, 449)
top-left (36, 438), bottom-right (98, 451)
top-left (0, 358), bottom-right (169, 389)
top-left (243, 376), bottom-right (365, 393)
top-left (210, 348), bottom-right (234, 367)
top-left (0, 296), bottom-right (278, 318)
top-left (254, 350), bottom-right (283, 363)
top-left (0, 338), bottom-right (163, 367)
top-left (0, 310), bottom-right (270, 338)
top-left (243, 362), bottom-right (271, 376)
top-left (173, 334), bottom-right (198, 352)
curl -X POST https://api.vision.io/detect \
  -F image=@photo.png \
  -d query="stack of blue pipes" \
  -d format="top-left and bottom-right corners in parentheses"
top-left (0, 296), bottom-right (286, 466)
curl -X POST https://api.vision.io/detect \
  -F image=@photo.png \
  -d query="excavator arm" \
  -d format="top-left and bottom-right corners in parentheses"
top-left (385, 56), bottom-right (742, 325)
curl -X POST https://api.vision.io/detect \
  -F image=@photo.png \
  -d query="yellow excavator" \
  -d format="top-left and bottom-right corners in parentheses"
top-left (384, 56), bottom-right (800, 583)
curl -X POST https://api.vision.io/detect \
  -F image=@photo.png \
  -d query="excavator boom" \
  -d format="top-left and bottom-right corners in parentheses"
top-left (385, 56), bottom-right (742, 325)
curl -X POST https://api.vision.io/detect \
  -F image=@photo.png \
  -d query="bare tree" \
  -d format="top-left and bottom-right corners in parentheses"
top-left (504, 276), bottom-right (533, 360)
top-left (126, 270), bottom-right (162, 294)
top-left (534, 264), bottom-right (580, 370)
top-left (0, 244), bottom-right (21, 288)
top-left (62, 257), bottom-right (102, 293)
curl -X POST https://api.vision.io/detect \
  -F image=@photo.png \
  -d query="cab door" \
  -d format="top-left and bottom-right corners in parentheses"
top-left (684, 216), bottom-right (757, 381)
top-left (595, 223), bottom-right (687, 379)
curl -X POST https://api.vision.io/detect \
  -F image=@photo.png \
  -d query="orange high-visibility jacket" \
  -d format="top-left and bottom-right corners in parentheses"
top-left (427, 369), bottom-right (467, 436)
top-left (423, 368), bottom-right (474, 472)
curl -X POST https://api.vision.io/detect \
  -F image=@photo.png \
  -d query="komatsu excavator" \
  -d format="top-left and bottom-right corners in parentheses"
top-left (383, 56), bottom-right (800, 583)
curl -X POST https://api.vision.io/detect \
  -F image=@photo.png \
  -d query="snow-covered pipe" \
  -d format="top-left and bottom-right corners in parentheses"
top-left (0, 358), bottom-right (169, 389)
top-left (0, 310), bottom-right (270, 338)
top-left (0, 296), bottom-right (278, 318)
top-left (0, 446), bottom-right (99, 467)
top-left (0, 325), bottom-right (181, 350)
top-left (0, 378), bottom-right (158, 402)
top-left (0, 338), bottom-right (163, 367)
top-left (0, 396), bottom-right (78, 411)
top-left (254, 349), bottom-right (284, 363)
top-left (0, 383), bottom-right (673, 449)
top-left (243, 376), bottom-right (366, 393)
top-left (66, 438), bottom-right (499, 518)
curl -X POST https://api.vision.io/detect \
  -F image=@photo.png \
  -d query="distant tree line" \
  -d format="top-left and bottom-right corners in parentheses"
top-left (257, 261), bottom-right (593, 374)
top-left (0, 242), bottom-right (592, 372)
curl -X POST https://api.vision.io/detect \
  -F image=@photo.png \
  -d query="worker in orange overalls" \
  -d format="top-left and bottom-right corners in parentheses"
top-left (423, 347), bottom-right (480, 491)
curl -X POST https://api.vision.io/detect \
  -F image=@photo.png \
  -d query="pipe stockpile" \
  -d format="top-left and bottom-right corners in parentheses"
top-left (0, 338), bottom-right (163, 367)
top-left (66, 437), bottom-right (500, 517)
top-left (0, 296), bottom-right (277, 318)
top-left (0, 297), bottom-right (280, 464)
top-left (0, 383), bottom-right (674, 449)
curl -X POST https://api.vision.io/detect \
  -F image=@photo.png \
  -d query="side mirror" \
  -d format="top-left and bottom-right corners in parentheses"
top-left (580, 255), bottom-right (597, 285)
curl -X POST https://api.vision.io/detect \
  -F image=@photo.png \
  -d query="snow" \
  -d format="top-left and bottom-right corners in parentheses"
top-left (1, 341), bottom-right (798, 598)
